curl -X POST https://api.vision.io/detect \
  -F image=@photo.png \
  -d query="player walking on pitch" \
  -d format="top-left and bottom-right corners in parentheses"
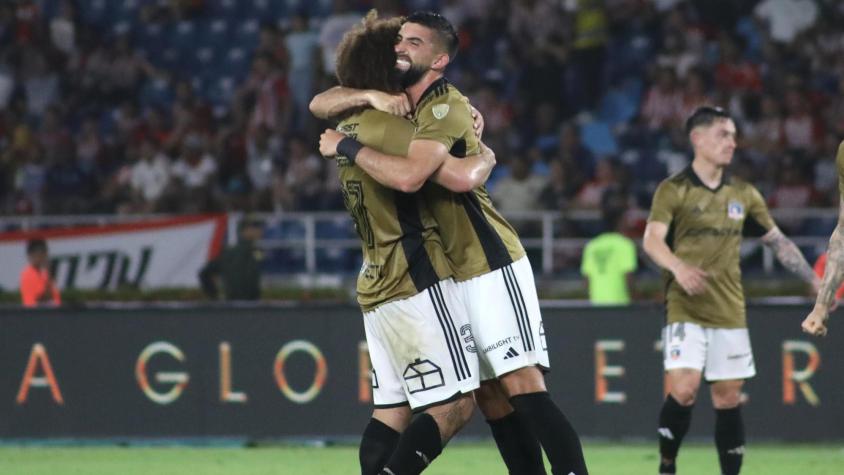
top-left (643, 106), bottom-right (819, 475)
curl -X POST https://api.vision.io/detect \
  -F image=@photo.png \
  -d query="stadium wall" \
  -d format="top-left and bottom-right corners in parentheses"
top-left (0, 303), bottom-right (840, 441)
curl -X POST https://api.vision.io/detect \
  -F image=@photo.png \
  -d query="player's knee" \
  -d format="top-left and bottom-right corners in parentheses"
top-left (671, 386), bottom-right (698, 406)
top-left (475, 381), bottom-right (513, 420)
top-left (455, 393), bottom-right (476, 423)
top-left (426, 394), bottom-right (475, 440)
top-left (710, 384), bottom-right (743, 409)
top-left (500, 366), bottom-right (546, 397)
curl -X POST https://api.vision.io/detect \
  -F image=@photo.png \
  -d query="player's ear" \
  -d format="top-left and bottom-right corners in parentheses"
top-left (431, 53), bottom-right (450, 71)
top-left (688, 128), bottom-right (700, 149)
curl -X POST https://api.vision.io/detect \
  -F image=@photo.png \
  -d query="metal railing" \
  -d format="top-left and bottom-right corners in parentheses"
top-left (1, 208), bottom-right (838, 276)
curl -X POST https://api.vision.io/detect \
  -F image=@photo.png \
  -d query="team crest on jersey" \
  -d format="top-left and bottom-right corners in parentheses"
top-left (432, 104), bottom-right (450, 120)
top-left (727, 200), bottom-right (744, 220)
top-left (670, 347), bottom-right (681, 360)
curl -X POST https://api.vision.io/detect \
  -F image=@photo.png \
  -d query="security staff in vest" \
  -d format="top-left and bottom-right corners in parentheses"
top-left (199, 216), bottom-right (263, 300)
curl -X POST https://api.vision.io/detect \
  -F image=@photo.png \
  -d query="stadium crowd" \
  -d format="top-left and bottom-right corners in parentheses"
top-left (0, 0), bottom-right (842, 238)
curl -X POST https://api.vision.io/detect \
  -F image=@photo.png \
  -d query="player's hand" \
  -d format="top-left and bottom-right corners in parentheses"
top-left (671, 261), bottom-right (709, 296)
top-left (319, 129), bottom-right (345, 158)
top-left (470, 105), bottom-right (485, 139)
top-left (802, 307), bottom-right (829, 337)
top-left (366, 90), bottom-right (411, 117)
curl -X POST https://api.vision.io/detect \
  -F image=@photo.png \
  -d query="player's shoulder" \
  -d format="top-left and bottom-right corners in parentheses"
top-left (726, 174), bottom-right (760, 194)
top-left (658, 168), bottom-right (693, 190)
top-left (417, 78), bottom-right (469, 114)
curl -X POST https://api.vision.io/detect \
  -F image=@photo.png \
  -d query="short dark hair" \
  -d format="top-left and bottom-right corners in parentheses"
top-left (404, 11), bottom-right (458, 60)
top-left (685, 106), bottom-right (732, 135)
top-left (335, 10), bottom-right (403, 94)
top-left (26, 238), bottom-right (47, 255)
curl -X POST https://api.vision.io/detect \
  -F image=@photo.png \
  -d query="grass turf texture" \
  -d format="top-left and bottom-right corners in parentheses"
top-left (1, 442), bottom-right (841, 474)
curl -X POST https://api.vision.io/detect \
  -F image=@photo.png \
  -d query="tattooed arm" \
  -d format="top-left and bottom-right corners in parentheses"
top-left (761, 226), bottom-right (819, 287)
top-left (802, 198), bottom-right (844, 336)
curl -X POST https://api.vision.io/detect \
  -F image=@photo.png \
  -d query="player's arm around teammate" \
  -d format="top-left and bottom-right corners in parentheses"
top-left (319, 126), bottom-right (495, 193)
top-left (310, 86), bottom-right (412, 119)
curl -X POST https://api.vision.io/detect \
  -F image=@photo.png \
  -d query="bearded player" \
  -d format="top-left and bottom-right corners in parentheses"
top-left (314, 10), bottom-right (587, 475)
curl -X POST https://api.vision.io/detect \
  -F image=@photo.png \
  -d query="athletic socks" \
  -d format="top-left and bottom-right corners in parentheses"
top-left (488, 411), bottom-right (547, 475)
top-left (658, 394), bottom-right (693, 470)
top-left (379, 413), bottom-right (443, 475)
top-left (360, 418), bottom-right (400, 475)
top-left (509, 392), bottom-right (588, 475)
top-left (715, 407), bottom-right (745, 475)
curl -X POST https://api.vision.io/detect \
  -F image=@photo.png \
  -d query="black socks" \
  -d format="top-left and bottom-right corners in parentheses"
top-left (360, 418), bottom-right (400, 475)
top-left (379, 413), bottom-right (443, 475)
top-left (658, 394), bottom-right (693, 467)
top-left (509, 392), bottom-right (588, 475)
top-left (488, 411), bottom-right (547, 475)
top-left (715, 406), bottom-right (745, 475)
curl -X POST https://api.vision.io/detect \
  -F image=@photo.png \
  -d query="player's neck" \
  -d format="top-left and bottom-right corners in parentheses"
top-left (691, 157), bottom-right (724, 189)
top-left (406, 71), bottom-right (444, 106)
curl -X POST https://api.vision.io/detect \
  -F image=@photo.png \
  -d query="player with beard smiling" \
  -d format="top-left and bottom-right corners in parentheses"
top-left (314, 10), bottom-right (588, 475)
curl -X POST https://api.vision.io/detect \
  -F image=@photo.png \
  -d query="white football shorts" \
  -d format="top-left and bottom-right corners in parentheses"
top-left (662, 321), bottom-right (756, 381)
top-left (455, 256), bottom-right (550, 381)
top-left (364, 278), bottom-right (480, 411)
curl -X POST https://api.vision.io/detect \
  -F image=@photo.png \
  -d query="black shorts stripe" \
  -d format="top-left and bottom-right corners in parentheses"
top-left (505, 265), bottom-right (534, 351)
top-left (431, 282), bottom-right (471, 378)
top-left (395, 193), bottom-right (440, 292)
top-left (428, 284), bottom-right (465, 381)
top-left (502, 266), bottom-right (529, 352)
top-left (460, 192), bottom-right (513, 272)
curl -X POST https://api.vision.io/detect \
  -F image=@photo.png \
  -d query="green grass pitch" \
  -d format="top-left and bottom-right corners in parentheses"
top-left (1, 442), bottom-right (842, 474)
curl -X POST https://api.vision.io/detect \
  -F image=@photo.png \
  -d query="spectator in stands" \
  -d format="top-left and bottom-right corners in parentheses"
top-left (170, 133), bottom-right (217, 213)
top-left (246, 125), bottom-right (281, 210)
top-left (21, 48), bottom-right (59, 117)
top-left (641, 67), bottom-right (683, 130)
top-left (49, 0), bottom-right (76, 56)
top-left (575, 158), bottom-right (618, 209)
top-left (754, 0), bottom-right (818, 44)
top-left (20, 238), bottom-right (60, 308)
top-left (199, 216), bottom-right (264, 301)
top-left (782, 88), bottom-right (822, 152)
top-left (491, 155), bottom-right (548, 212)
top-left (318, 0), bottom-right (362, 77)
top-left (768, 162), bottom-right (818, 233)
top-left (580, 194), bottom-right (637, 305)
top-left (275, 134), bottom-right (322, 211)
top-left (284, 12), bottom-right (320, 133)
top-left (238, 53), bottom-right (291, 134)
top-left (130, 138), bottom-right (171, 213)
top-left (570, 0), bottom-right (609, 110)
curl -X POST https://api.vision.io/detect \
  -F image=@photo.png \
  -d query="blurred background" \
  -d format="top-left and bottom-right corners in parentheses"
top-left (0, 0), bottom-right (841, 302)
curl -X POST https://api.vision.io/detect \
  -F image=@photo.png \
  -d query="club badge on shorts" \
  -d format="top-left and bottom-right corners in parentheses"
top-left (727, 200), bottom-right (744, 220)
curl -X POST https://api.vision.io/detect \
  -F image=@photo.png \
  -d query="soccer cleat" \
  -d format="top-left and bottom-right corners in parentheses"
top-left (658, 461), bottom-right (676, 474)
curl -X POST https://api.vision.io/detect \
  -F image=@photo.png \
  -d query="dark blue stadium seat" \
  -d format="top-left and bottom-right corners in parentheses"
top-left (581, 120), bottom-right (619, 157)
top-left (234, 19), bottom-right (261, 51)
top-left (78, 0), bottom-right (109, 26)
top-left (196, 19), bottom-right (231, 49)
top-left (139, 77), bottom-right (174, 109)
top-left (224, 48), bottom-right (252, 80)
